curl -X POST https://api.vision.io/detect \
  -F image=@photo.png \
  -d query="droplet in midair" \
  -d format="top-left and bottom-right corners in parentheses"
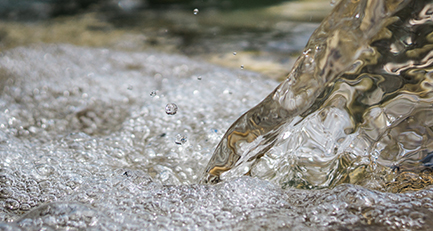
top-left (175, 134), bottom-right (187, 145)
top-left (330, 0), bottom-right (338, 7)
top-left (197, 76), bottom-right (202, 80)
top-left (193, 8), bottom-right (199, 15)
top-left (233, 52), bottom-right (237, 56)
top-left (165, 103), bottom-right (178, 115)
top-left (150, 91), bottom-right (157, 97)
top-left (240, 65), bottom-right (244, 69)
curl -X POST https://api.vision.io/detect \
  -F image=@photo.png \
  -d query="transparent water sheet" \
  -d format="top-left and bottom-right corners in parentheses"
top-left (202, 0), bottom-right (433, 193)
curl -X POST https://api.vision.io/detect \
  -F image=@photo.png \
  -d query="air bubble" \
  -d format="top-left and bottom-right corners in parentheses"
top-left (165, 103), bottom-right (178, 115)
top-left (240, 65), bottom-right (244, 69)
top-left (193, 8), bottom-right (199, 15)
top-left (5, 198), bottom-right (20, 210)
top-left (197, 76), bottom-right (202, 80)
top-left (233, 52), bottom-right (237, 56)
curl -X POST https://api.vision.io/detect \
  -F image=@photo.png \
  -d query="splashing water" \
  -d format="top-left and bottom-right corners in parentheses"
top-left (1, 0), bottom-right (433, 230)
top-left (202, 0), bottom-right (433, 192)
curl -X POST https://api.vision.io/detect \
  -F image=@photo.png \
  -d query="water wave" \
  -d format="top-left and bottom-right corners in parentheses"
top-left (202, 0), bottom-right (433, 193)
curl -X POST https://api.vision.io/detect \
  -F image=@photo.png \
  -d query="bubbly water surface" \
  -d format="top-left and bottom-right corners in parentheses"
top-left (1, 0), bottom-right (433, 230)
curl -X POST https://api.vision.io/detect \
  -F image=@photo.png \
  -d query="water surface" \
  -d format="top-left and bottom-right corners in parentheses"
top-left (1, 0), bottom-right (433, 230)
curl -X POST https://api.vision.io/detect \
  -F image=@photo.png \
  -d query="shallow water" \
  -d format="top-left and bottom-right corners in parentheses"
top-left (1, 0), bottom-right (433, 230)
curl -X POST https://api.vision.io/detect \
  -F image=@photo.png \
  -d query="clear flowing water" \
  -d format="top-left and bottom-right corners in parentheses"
top-left (1, 0), bottom-right (433, 230)
top-left (202, 0), bottom-right (433, 192)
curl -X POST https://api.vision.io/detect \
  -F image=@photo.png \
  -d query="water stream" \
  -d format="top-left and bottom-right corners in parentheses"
top-left (203, 0), bottom-right (433, 192)
top-left (1, 0), bottom-right (433, 230)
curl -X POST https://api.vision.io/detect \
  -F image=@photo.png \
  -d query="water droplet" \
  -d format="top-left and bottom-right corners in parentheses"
top-left (165, 103), bottom-right (178, 115)
top-left (193, 8), bottom-right (199, 15)
top-left (240, 65), bottom-right (244, 69)
top-left (330, 0), bottom-right (338, 7)
top-left (150, 91), bottom-right (157, 97)
top-left (175, 134), bottom-right (187, 145)
top-left (233, 52), bottom-right (237, 56)
top-left (197, 76), bottom-right (202, 80)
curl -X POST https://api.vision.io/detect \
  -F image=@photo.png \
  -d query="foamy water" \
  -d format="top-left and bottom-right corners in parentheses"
top-left (2, 0), bottom-right (433, 230)
top-left (0, 42), bottom-right (431, 231)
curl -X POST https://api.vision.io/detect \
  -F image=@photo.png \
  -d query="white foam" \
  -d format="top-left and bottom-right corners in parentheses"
top-left (0, 44), bottom-right (432, 230)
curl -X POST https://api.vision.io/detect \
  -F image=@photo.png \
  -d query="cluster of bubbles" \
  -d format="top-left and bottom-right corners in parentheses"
top-left (0, 44), bottom-right (279, 229)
